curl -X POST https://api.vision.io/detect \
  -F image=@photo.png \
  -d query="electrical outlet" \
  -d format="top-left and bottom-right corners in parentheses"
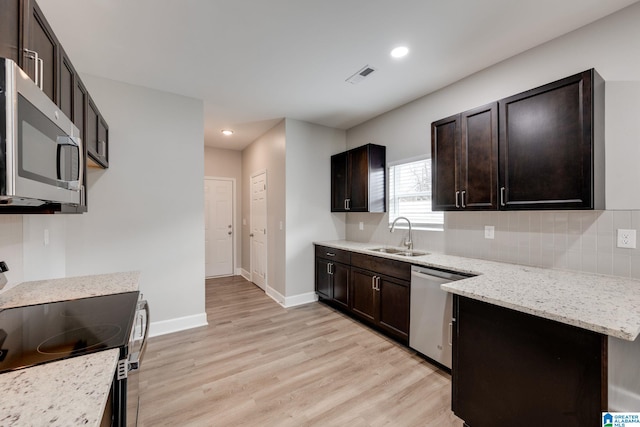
top-left (359, 222), bottom-right (364, 231)
top-left (484, 226), bottom-right (495, 239)
top-left (617, 229), bottom-right (636, 249)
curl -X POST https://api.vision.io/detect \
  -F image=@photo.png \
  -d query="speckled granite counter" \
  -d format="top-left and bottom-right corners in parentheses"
top-left (316, 240), bottom-right (640, 341)
top-left (0, 272), bottom-right (140, 426)
top-left (0, 271), bottom-right (140, 309)
top-left (0, 349), bottom-right (119, 427)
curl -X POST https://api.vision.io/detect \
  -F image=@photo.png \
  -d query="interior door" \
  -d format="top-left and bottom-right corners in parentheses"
top-left (204, 178), bottom-right (234, 277)
top-left (250, 171), bottom-right (267, 290)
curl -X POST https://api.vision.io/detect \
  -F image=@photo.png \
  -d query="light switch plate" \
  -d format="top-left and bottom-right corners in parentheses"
top-left (617, 229), bottom-right (636, 249)
top-left (359, 222), bottom-right (364, 231)
top-left (484, 226), bottom-right (495, 239)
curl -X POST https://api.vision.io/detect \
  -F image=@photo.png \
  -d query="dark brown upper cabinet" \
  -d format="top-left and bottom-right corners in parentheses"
top-left (0, 0), bottom-right (110, 171)
top-left (22, 0), bottom-right (59, 103)
top-left (331, 144), bottom-right (386, 213)
top-left (86, 96), bottom-right (109, 168)
top-left (499, 69), bottom-right (604, 210)
top-left (432, 103), bottom-right (498, 211)
top-left (431, 69), bottom-right (604, 211)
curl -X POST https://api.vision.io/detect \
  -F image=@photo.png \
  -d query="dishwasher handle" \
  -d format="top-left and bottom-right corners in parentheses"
top-left (411, 266), bottom-right (472, 282)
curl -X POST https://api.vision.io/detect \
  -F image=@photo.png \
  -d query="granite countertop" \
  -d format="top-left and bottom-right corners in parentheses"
top-left (0, 271), bottom-right (140, 309)
top-left (0, 349), bottom-right (120, 427)
top-left (316, 240), bottom-right (640, 341)
top-left (0, 272), bottom-right (141, 427)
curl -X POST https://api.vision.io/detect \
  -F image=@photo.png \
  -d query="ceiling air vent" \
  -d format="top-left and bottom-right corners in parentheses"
top-left (346, 65), bottom-right (377, 84)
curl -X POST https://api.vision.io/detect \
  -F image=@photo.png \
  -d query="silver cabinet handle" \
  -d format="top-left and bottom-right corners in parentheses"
top-left (98, 140), bottom-right (107, 157)
top-left (344, 199), bottom-right (348, 210)
top-left (37, 57), bottom-right (43, 90)
top-left (500, 187), bottom-right (506, 207)
top-left (455, 191), bottom-right (460, 208)
top-left (448, 322), bottom-right (453, 346)
top-left (371, 276), bottom-right (375, 290)
top-left (327, 263), bottom-right (331, 274)
top-left (461, 190), bottom-right (466, 208)
top-left (376, 276), bottom-right (380, 291)
top-left (326, 252), bottom-right (335, 257)
top-left (23, 49), bottom-right (41, 88)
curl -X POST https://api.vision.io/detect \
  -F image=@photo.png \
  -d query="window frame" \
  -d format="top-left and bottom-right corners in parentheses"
top-left (387, 155), bottom-right (444, 231)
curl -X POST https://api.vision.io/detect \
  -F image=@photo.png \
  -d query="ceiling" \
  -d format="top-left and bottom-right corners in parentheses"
top-left (38, 0), bottom-right (639, 151)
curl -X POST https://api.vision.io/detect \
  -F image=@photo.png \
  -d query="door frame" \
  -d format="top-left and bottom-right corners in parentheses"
top-left (250, 169), bottom-right (268, 289)
top-left (204, 176), bottom-right (236, 277)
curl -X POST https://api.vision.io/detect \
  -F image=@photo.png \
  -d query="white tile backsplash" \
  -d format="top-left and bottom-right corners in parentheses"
top-left (345, 209), bottom-right (640, 279)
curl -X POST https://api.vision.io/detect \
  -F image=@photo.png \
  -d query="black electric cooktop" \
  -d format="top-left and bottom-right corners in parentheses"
top-left (0, 291), bottom-right (139, 374)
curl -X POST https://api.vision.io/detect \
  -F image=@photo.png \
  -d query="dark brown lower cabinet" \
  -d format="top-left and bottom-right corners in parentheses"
top-left (331, 263), bottom-right (349, 310)
top-left (452, 295), bottom-right (607, 427)
top-left (314, 246), bottom-right (410, 344)
top-left (315, 246), bottom-right (350, 310)
top-left (350, 268), bottom-right (376, 323)
top-left (350, 266), bottom-right (410, 343)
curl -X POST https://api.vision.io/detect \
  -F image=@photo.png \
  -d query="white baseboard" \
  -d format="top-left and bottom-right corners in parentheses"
top-left (239, 268), bottom-right (251, 281)
top-left (284, 291), bottom-right (318, 307)
top-left (266, 285), bottom-right (285, 306)
top-left (609, 385), bottom-right (640, 411)
top-left (266, 286), bottom-right (318, 308)
top-left (149, 312), bottom-right (208, 338)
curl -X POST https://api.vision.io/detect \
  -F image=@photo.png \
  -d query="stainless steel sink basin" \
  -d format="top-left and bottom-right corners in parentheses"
top-left (369, 248), bottom-right (428, 257)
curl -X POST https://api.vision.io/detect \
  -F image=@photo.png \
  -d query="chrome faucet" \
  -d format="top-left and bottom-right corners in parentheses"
top-left (390, 216), bottom-right (413, 251)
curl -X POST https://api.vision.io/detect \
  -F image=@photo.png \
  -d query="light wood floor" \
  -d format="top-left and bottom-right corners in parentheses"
top-left (138, 276), bottom-right (463, 427)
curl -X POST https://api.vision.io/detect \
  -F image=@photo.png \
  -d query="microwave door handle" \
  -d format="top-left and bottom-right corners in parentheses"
top-left (56, 136), bottom-right (83, 191)
top-left (75, 135), bottom-right (84, 193)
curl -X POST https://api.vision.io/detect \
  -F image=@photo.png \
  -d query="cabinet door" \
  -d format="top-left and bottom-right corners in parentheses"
top-left (431, 114), bottom-right (460, 211)
top-left (350, 268), bottom-right (376, 323)
top-left (332, 262), bottom-right (349, 309)
top-left (86, 97), bottom-right (100, 164)
top-left (348, 145), bottom-right (369, 211)
top-left (377, 276), bottom-right (410, 342)
top-left (73, 78), bottom-right (87, 142)
top-left (499, 70), bottom-right (594, 210)
top-left (23, 0), bottom-right (59, 102)
top-left (0, 1), bottom-right (21, 65)
top-left (460, 103), bottom-right (498, 210)
top-left (315, 258), bottom-right (332, 300)
top-left (331, 152), bottom-right (348, 212)
top-left (98, 116), bottom-right (109, 166)
top-left (59, 49), bottom-right (74, 119)
top-left (452, 295), bottom-right (606, 427)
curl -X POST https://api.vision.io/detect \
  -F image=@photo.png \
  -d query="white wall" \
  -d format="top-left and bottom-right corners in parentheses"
top-left (241, 121), bottom-right (287, 297)
top-left (284, 119), bottom-right (346, 304)
top-left (64, 75), bottom-right (207, 336)
top-left (345, 2), bottom-right (640, 411)
top-left (0, 216), bottom-right (24, 289)
top-left (204, 146), bottom-right (243, 272)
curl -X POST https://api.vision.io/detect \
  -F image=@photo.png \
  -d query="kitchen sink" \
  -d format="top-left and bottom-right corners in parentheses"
top-left (369, 248), bottom-right (428, 257)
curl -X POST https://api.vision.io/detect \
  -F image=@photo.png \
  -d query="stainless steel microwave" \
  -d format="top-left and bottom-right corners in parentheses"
top-left (0, 57), bottom-right (84, 208)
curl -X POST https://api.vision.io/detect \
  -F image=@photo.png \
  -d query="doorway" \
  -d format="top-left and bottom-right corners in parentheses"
top-left (250, 171), bottom-right (267, 290)
top-left (204, 177), bottom-right (234, 277)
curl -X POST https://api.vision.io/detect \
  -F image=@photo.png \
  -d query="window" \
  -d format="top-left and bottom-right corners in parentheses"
top-left (388, 157), bottom-right (443, 230)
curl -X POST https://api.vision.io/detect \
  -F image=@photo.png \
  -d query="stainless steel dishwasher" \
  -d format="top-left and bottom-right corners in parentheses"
top-left (410, 265), bottom-right (472, 369)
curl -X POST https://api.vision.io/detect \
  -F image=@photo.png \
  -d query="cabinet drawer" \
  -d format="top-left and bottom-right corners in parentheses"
top-left (315, 245), bottom-right (351, 264)
top-left (350, 253), bottom-right (411, 282)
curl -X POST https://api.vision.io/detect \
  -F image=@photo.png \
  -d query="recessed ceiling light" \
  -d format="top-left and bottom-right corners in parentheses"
top-left (391, 46), bottom-right (409, 58)
top-left (221, 130), bottom-right (234, 136)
